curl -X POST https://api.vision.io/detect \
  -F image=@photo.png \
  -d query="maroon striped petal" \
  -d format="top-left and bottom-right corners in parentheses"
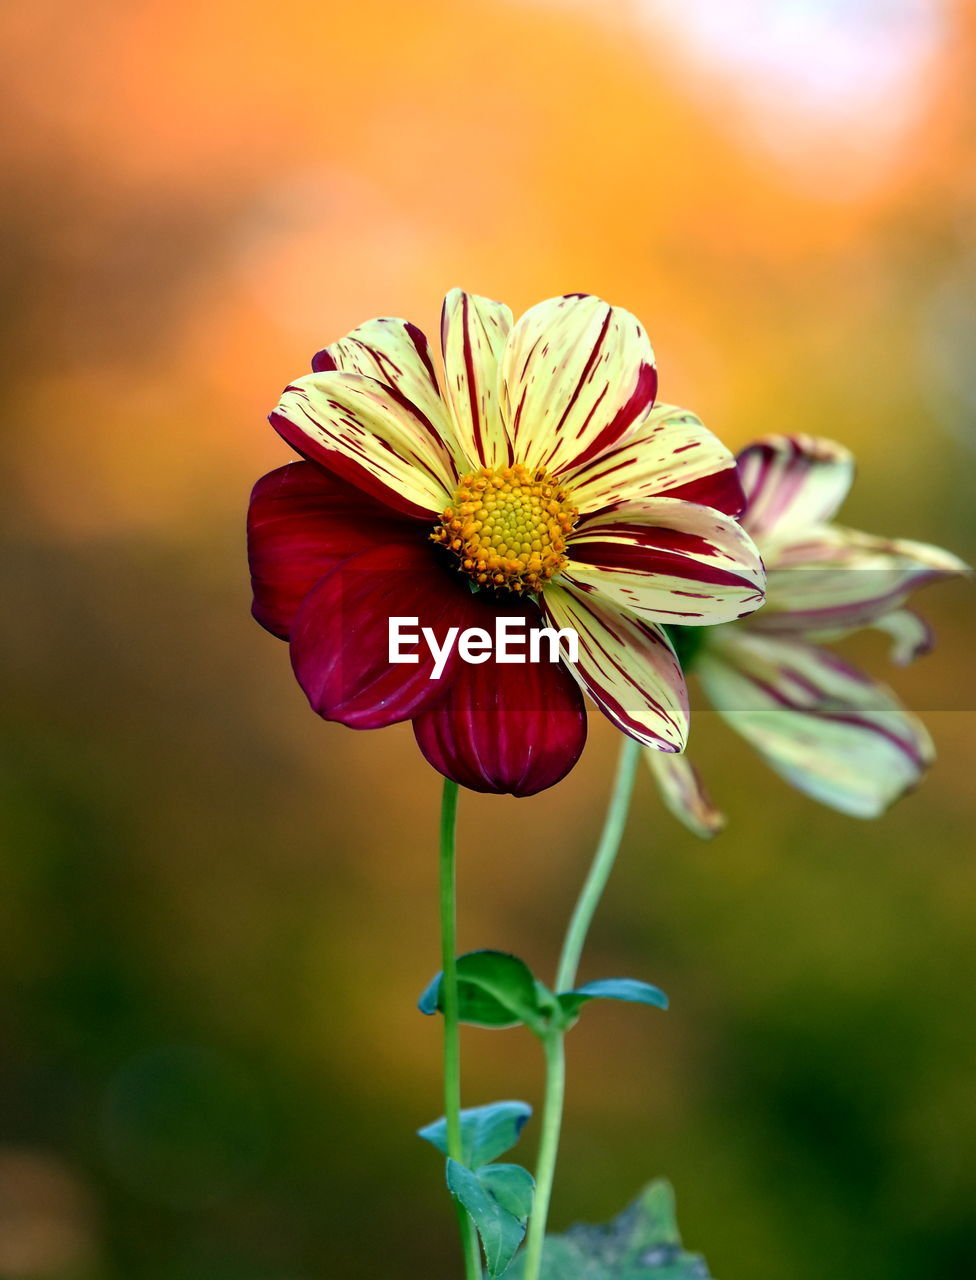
top-left (412, 599), bottom-right (587, 796)
top-left (499, 294), bottom-right (657, 477)
top-left (271, 370), bottom-right (457, 521)
top-left (698, 630), bottom-right (934, 818)
top-left (753, 524), bottom-right (968, 635)
top-left (645, 751), bottom-right (726, 839)
top-left (541, 583), bottom-right (689, 751)
top-left (563, 498), bottom-right (766, 625)
top-left (289, 542), bottom-right (472, 729)
top-left (567, 403), bottom-right (744, 517)
top-left (311, 315), bottom-right (462, 464)
top-left (871, 608), bottom-right (935, 666)
top-left (247, 462), bottom-right (415, 640)
top-left (737, 435), bottom-right (855, 538)
top-left (440, 288), bottom-right (514, 470)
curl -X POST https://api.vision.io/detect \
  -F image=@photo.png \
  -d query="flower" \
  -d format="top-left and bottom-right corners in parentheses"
top-left (248, 289), bottom-right (766, 796)
top-left (648, 434), bottom-right (968, 833)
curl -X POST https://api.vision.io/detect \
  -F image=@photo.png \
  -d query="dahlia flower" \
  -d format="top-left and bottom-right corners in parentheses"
top-left (248, 289), bottom-right (765, 795)
top-left (648, 434), bottom-right (967, 833)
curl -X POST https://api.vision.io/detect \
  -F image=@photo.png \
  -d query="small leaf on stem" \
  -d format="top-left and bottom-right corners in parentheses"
top-left (418, 951), bottom-right (550, 1031)
top-left (418, 1100), bottom-right (533, 1167)
top-left (557, 978), bottom-right (669, 1028)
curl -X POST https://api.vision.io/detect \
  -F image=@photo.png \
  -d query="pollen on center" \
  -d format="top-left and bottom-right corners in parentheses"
top-left (432, 463), bottom-right (579, 594)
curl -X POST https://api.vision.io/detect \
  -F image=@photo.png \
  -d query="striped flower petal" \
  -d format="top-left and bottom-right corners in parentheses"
top-left (271, 371), bottom-right (458, 520)
top-left (561, 499), bottom-right (766, 625)
top-left (568, 404), bottom-right (745, 518)
top-left (440, 288), bottom-right (514, 470)
top-left (247, 461), bottom-right (414, 640)
top-left (541, 583), bottom-right (688, 750)
top-left (413, 600), bottom-right (587, 797)
top-left (697, 630), bottom-right (934, 818)
top-left (738, 435), bottom-right (854, 539)
top-left (871, 608), bottom-right (934, 666)
top-left (311, 315), bottom-right (452, 455)
top-left (500, 294), bottom-right (657, 477)
top-left (753, 524), bottom-right (968, 635)
top-left (645, 751), bottom-right (726, 839)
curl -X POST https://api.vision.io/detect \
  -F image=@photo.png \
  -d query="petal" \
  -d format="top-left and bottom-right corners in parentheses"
top-left (562, 499), bottom-right (766, 625)
top-left (754, 524), bottom-right (968, 634)
top-left (871, 608), bottom-right (934, 666)
top-left (412, 600), bottom-right (587, 797)
top-left (738, 435), bottom-right (854, 539)
top-left (540, 582), bottom-right (689, 750)
top-left (568, 403), bottom-right (745, 517)
top-left (311, 315), bottom-right (453, 454)
top-left (289, 541), bottom-right (471, 729)
top-left (697, 630), bottom-right (934, 818)
top-left (440, 288), bottom-right (514, 470)
top-left (271, 370), bottom-right (457, 520)
top-left (247, 462), bottom-right (413, 640)
top-left (499, 294), bottom-right (657, 476)
top-left (645, 751), bottom-right (726, 839)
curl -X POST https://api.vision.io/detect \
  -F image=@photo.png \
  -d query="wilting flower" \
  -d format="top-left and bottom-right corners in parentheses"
top-left (648, 435), bottom-right (967, 833)
top-left (248, 289), bottom-right (765, 795)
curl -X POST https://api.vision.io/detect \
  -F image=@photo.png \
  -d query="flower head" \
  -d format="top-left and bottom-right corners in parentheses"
top-left (248, 289), bottom-right (766, 795)
top-left (649, 434), bottom-right (968, 832)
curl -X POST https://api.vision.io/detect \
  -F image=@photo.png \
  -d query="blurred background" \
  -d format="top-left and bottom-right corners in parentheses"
top-left (1, 0), bottom-right (974, 1276)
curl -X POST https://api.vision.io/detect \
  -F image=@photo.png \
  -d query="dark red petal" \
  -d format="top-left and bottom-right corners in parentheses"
top-left (247, 462), bottom-right (415, 639)
top-left (412, 599), bottom-right (587, 797)
top-left (289, 541), bottom-right (472, 730)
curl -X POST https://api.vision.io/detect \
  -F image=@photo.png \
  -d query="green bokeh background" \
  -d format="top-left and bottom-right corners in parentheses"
top-left (1, 1), bottom-right (974, 1276)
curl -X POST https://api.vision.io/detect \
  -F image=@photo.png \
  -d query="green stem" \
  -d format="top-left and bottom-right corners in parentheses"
top-left (524, 734), bottom-right (643, 1280)
top-left (556, 735), bottom-right (643, 992)
top-left (439, 779), bottom-right (482, 1280)
top-left (521, 1031), bottom-right (565, 1279)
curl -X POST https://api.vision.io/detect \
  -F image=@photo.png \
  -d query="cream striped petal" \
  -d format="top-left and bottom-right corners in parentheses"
top-left (753, 524), bottom-right (968, 634)
top-left (500, 294), bottom-right (657, 477)
top-left (645, 751), bottom-right (726, 839)
top-left (871, 609), bottom-right (934, 666)
top-left (561, 499), bottom-right (766, 625)
top-left (440, 288), bottom-right (514, 471)
top-left (312, 315), bottom-right (453, 448)
top-left (541, 582), bottom-right (688, 750)
top-left (568, 404), bottom-right (744, 517)
top-left (738, 435), bottom-right (854, 539)
top-left (271, 371), bottom-right (456, 520)
top-left (698, 630), bottom-right (934, 818)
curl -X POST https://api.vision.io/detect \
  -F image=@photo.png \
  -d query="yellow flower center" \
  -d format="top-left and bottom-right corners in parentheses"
top-left (432, 463), bottom-right (579, 594)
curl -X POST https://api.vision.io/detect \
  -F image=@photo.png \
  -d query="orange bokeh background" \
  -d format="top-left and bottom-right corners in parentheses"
top-left (1, 2), bottom-right (974, 1277)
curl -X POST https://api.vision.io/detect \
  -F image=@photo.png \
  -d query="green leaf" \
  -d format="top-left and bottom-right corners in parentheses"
top-left (417, 1100), bottom-right (532, 1167)
top-left (417, 972), bottom-right (443, 1016)
top-left (418, 951), bottom-right (548, 1031)
top-left (557, 978), bottom-right (669, 1027)
top-left (505, 1180), bottom-right (712, 1279)
top-left (447, 1158), bottom-right (534, 1278)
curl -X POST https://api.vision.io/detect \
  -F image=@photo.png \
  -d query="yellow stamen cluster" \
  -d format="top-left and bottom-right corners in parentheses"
top-left (432, 463), bottom-right (578, 594)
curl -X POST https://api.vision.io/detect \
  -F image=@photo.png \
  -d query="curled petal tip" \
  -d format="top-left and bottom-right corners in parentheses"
top-left (646, 750), bottom-right (727, 839)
